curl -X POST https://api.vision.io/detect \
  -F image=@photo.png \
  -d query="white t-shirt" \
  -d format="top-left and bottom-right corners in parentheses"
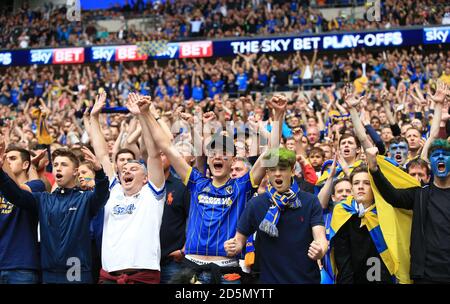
top-left (303, 65), bottom-right (312, 80)
top-left (443, 12), bottom-right (450, 25)
top-left (190, 20), bottom-right (203, 33)
top-left (101, 181), bottom-right (166, 272)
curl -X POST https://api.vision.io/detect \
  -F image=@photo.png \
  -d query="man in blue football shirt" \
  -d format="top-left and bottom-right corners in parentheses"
top-left (204, 73), bottom-right (225, 98)
top-left (145, 95), bottom-right (288, 283)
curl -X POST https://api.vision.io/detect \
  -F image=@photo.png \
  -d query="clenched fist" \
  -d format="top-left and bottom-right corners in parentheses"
top-left (308, 240), bottom-right (325, 261)
top-left (365, 146), bottom-right (379, 171)
top-left (224, 237), bottom-right (242, 257)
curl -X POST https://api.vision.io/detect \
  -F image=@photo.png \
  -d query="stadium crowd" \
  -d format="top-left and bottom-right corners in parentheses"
top-left (1, 0), bottom-right (449, 49)
top-left (0, 0), bottom-right (450, 286)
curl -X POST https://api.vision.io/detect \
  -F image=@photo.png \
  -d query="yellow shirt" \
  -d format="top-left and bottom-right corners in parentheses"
top-left (353, 75), bottom-right (368, 94)
top-left (439, 72), bottom-right (450, 85)
top-left (50, 86), bottom-right (62, 98)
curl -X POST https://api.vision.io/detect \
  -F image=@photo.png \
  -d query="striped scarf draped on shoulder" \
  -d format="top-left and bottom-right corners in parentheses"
top-left (329, 156), bottom-right (419, 284)
top-left (329, 196), bottom-right (396, 282)
top-left (259, 179), bottom-right (301, 238)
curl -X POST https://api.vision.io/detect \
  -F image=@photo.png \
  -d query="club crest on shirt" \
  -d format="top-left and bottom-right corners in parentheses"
top-left (225, 186), bottom-right (233, 195)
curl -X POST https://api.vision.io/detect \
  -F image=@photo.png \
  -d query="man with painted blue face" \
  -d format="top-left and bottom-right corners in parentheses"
top-left (368, 79), bottom-right (450, 283)
top-left (387, 137), bottom-right (409, 167)
top-left (368, 139), bottom-right (450, 283)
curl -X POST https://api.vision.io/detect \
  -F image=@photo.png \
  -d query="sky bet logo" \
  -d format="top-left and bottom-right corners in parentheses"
top-left (424, 27), bottom-right (450, 44)
top-left (31, 48), bottom-right (84, 65)
top-left (31, 49), bottom-right (52, 64)
top-left (91, 46), bottom-right (116, 61)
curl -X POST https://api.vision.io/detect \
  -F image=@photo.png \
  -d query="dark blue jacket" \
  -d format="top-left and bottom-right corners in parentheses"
top-left (0, 169), bottom-right (109, 284)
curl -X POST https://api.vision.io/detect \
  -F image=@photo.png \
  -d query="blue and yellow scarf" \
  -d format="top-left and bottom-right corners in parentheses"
top-left (259, 179), bottom-right (301, 237)
top-left (329, 156), bottom-right (419, 284)
top-left (244, 234), bottom-right (255, 267)
top-left (330, 196), bottom-right (396, 281)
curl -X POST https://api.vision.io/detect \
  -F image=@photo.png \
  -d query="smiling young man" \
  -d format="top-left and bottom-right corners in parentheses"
top-left (0, 145), bottom-right (46, 284)
top-left (99, 93), bottom-right (166, 284)
top-left (0, 146), bottom-right (109, 284)
top-left (224, 148), bottom-right (327, 284)
top-left (145, 95), bottom-right (288, 284)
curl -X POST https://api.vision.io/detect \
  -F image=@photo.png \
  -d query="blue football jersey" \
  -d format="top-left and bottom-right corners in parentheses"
top-left (184, 168), bottom-right (257, 256)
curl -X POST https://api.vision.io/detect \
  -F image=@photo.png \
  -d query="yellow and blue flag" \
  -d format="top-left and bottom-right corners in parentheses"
top-left (369, 155), bottom-right (420, 284)
top-left (329, 156), bottom-right (419, 284)
top-left (31, 108), bottom-right (53, 145)
top-left (316, 160), bottom-right (362, 186)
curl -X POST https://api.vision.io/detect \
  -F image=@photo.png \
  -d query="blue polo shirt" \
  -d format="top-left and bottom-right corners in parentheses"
top-left (237, 190), bottom-right (324, 284)
top-left (0, 180), bottom-right (46, 270)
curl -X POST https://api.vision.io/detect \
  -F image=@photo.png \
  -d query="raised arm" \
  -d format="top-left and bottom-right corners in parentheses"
top-left (128, 93), bottom-right (165, 188)
top-left (381, 89), bottom-right (401, 136)
top-left (123, 120), bottom-right (142, 159)
top-left (143, 100), bottom-right (192, 184)
top-left (179, 112), bottom-right (205, 171)
top-left (317, 155), bottom-right (337, 209)
top-left (81, 146), bottom-right (110, 216)
top-left (89, 92), bottom-right (115, 180)
top-left (292, 126), bottom-right (307, 158)
top-left (29, 149), bottom-right (46, 182)
top-left (23, 98), bottom-right (34, 125)
top-left (310, 49), bottom-right (318, 69)
top-left (295, 51), bottom-right (304, 70)
top-left (111, 120), bottom-right (127, 162)
top-left (231, 57), bottom-right (238, 75)
top-left (150, 103), bottom-right (173, 141)
top-left (316, 110), bottom-right (326, 132)
top-left (421, 81), bottom-right (447, 161)
top-left (366, 147), bottom-right (416, 210)
top-left (250, 95), bottom-right (287, 185)
top-left (344, 86), bottom-right (372, 151)
top-left (82, 108), bottom-right (92, 139)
